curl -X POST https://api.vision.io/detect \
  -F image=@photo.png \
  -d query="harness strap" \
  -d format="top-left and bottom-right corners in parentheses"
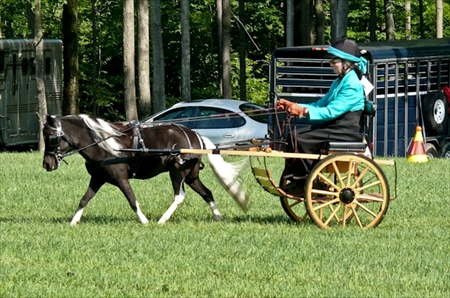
top-left (130, 120), bottom-right (147, 151)
top-left (173, 124), bottom-right (193, 149)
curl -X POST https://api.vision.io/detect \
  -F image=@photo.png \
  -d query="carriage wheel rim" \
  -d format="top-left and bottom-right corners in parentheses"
top-left (304, 153), bottom-right (390, 229)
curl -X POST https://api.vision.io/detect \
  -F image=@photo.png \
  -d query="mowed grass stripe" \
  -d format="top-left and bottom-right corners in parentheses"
top-left (0, 152), bottom-right (449, 297)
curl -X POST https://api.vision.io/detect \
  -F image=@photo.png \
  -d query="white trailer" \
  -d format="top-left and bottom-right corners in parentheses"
top-left (0, 39), bottom-right (62, 148)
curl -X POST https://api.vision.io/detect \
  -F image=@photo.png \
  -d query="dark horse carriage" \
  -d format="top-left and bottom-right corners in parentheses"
top-left (42, 112), bottom-right (395, 229)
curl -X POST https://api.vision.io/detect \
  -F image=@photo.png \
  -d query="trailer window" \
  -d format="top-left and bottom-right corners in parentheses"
top-left (30, 58), bottom-right (36, 75)
top-left (45, 57), bottom-right (51, 75)
top-left (0, 51), bottom-right (4, 73)
top-left (22, 58), bottom-right (28, 75)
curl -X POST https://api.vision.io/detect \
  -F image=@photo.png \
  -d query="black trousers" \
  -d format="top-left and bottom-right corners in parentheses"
top-left (282, 111), bottom-right (364, 181)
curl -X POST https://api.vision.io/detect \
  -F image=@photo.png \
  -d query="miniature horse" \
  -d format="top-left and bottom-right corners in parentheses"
top-left (42, 114), bottom-right (248, 225)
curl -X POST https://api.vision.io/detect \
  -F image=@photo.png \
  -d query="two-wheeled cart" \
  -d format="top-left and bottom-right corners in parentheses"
top-left (179, 140), bottom-right (396, 230)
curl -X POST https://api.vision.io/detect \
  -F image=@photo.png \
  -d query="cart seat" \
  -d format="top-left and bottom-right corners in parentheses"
top-left (326, 142), bottom-right (368, 153)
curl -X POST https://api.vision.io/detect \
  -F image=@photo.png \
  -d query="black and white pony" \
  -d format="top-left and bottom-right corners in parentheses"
top-left (42, 114), bottom-right (248, 225)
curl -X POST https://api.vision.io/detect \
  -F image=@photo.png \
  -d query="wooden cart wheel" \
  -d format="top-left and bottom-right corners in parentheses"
top-left (279, 177), bottom-right (308, 222)
top-left (250, 156), bottom-right (309, 223)
top-left (304, 153), bottom-right (390, 229)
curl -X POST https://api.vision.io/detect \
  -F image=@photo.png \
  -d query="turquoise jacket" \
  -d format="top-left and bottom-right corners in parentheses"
top-left (303, 70), bottom-right (365, 122)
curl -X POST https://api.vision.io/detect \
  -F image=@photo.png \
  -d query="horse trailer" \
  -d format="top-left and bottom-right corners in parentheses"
top-left (0, 39), bottom-right (63, 148)
top-left (269, 38), bottom-right (450, 158)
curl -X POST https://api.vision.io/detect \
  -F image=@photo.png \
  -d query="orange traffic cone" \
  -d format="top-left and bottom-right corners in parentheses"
top-left (407, 126), bottom-right (428, 163)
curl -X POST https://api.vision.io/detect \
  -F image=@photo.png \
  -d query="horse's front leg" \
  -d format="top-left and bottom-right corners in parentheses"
top-left (116, 179), bottom-right (149, 225)
top-left (158, 179), bottom-right (186, 224)
top-left (71, 177), bottom-right (105, 226)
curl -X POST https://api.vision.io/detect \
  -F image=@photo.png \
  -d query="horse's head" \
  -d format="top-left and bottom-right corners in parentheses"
top-left (42, 115), bottom-right (71, 171)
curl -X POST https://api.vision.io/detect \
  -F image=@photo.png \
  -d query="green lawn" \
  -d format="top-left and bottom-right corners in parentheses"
top-left (0, 152), bottom-right (449, 297)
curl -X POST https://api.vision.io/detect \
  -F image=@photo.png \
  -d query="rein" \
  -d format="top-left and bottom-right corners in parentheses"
top-left (144, 107), bottom-right (277, 126)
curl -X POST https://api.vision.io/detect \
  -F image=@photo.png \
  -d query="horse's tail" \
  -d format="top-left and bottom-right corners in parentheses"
top-left (202, 137), bottom-right (250, 213)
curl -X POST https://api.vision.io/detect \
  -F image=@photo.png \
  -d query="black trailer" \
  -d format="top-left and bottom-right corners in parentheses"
top-left (269, 38), bottom-right (450, 158)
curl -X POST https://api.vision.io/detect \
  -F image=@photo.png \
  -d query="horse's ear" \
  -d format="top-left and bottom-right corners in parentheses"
top-left (47, 114), bottom-right (57, 122)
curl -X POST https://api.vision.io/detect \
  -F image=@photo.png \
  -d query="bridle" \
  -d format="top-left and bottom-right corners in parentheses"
top-left (44, 117), bottom-right (73, 167)
top-left (44, 117), bottom-right (115, 167)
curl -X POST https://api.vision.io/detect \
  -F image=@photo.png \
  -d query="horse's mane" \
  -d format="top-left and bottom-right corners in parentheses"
top-left (78, 114), bottom-right (125, 156)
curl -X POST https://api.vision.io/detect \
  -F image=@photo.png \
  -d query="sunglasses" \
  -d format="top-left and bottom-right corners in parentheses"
top-left (329, 58), bottom-right (342, 64)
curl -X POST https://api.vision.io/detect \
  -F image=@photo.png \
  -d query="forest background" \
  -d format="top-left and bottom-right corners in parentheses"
top-left (1, 0), bottom-right (449, 122)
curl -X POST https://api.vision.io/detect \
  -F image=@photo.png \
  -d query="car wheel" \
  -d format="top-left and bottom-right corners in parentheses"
top-left (439, 141), bottom-right (450, 159)
top-left (422, 92), bottom-right (449, 136)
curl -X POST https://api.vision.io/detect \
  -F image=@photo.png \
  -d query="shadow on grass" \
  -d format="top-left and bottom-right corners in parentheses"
top-left (0, 213), bottom-right (310, 226)
top-left (0, 215), bottom-right (145, 225)
top-left (230, 214), bottom-right (301, 225)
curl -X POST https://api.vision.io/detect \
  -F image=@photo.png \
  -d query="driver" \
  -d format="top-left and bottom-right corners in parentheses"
top-left (276, 38), bottom-right (368, 197)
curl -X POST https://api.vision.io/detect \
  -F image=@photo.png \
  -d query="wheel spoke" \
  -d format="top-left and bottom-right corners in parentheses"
top-left (312, 198), bottom-right (340, 211)
top-left (358, 180), bottom-right (382, 192)
top-left (351, 162), bottom-right (371, 188)
top-left (345, 161), bottom-right (353, 187)
top-left (331, 161), bottom-right (345, 186)
top-left (351, 204), bottom-right (364, 228)
top-left (354, 200), bottom-right (378, 217)
top-left (318, 172), bottom-right (340, 190)
top-left (356, 193), bottom-right (384, 202)
top-left (342, 205), bottom-right (349, 228)
top-left (324, 203), bottom-right (341, 226)
top-left (289, 199), bottom-right (303, 208)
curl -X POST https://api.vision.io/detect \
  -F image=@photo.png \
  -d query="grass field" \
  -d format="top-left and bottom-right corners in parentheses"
top-left (0, 152), bottom-right (449, 297)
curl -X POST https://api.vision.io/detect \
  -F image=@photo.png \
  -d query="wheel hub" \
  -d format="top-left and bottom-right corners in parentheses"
top-left (339, 188), bottom-right (355, 204)
top-left (433, 99), bottom-right (445, 123)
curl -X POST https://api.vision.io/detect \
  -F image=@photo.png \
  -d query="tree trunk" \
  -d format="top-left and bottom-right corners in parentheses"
top-left (405, 0), bottom-right (411, 40)
top-left (238, 0), bottom-right (246, 101)
top-left (286, 0), bottom-right (294, 46)
top-left (369, 0), bottom-right (377, 42)
top-left (138, 0), bottom-right (151, 117)
top-left (221, 0), bottom-right (232, 99)
top-left (216, 0), bottom-right (223, 94)
top-left (330, 0), bottom-right (349, 42)
top-left (384, 0), bottom-right (395, 41)
top-left (123, 0), bottom-right (137, 120)
top-left (294, 0), bottom-right (311, 46)
top-left (181, 0), bottom-right (191, 102)
top-left (62, 0), bottom-right (79, 116)
top-left (150, 0), bottom-right (166, 113)
top-left (436, 0), bottom-right (443, 38)
top-left (33, 0), bottom-right (47, 152)
top-left (419, 0), bottom-right (424, 38)
top-left (314, 0), bottom-right (324, 45)
top-left (91, 0), bottom-right (98, 116)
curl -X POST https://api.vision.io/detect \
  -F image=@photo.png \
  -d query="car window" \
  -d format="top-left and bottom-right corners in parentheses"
top-left (154, 107), bottom-right (197, 127)
top-left (240, 103), bottom-right (268, 124)
top-left (194, 107), bottom-right (245, 129)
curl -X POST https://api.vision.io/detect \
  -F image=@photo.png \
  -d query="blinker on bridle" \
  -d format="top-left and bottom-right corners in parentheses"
top-left (44, 117), bottom-right (71, 166)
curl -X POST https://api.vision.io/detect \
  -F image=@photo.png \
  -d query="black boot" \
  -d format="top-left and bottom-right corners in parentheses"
top-left (280, 179), bottom-right (305, 197)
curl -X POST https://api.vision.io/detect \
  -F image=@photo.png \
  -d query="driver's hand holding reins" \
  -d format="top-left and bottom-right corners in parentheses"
top-left (276, 98), bottom-right (308, 118)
